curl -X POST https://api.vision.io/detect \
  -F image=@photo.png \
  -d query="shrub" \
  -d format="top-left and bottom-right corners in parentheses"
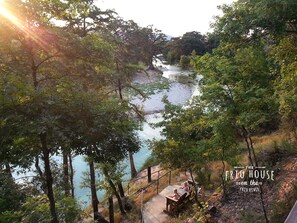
top-left (179, 55), bottom-right (191, 69)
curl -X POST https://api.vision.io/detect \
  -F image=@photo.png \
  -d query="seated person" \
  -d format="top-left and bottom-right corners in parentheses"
top-left (169, 189), bottom-right (180, 200)
top-left (180, 181), bottom-right (190, 192)
top-left (166, 189), bottom-right (180, 213)
top-left (197, 186), bottom-right (202, 195)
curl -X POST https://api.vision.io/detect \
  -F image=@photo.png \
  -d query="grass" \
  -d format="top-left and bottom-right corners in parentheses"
top-left (232, 130), bottom-right (294, 167)
top-left (253, 131), bottom-right (288, 152)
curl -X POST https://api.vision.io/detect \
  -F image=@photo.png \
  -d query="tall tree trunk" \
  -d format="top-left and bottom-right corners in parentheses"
top-left (189, 168), bottom-right (203, 208)
top-left (241, 126), bottom-right (254, 166)
top-left (108, 178), bottom-right (126, 215)
top-left (69, 154), bottom-right (75, 198)
top-left (248, 134), bottom-right (269, 223)
top-left (117, 79), bottom-right (138, 179)
top-left (129, 150), bottom-right (137, 178)
top-left (242, 126), bottom-right (269, 223)
top-left (89, 159), bottom-right (99, 222)
top-left (89, 159), bottom-right (109, 223)
top-left (220, 149), bottom-right (227, 201)
top-left (102, 167), bottom-right (126, 215)
top-left (40, 133), bottom-right (58, 223)
top-left (117, 182), bottom-right (125, 198)
top-left (35, 155), bottom-right (44, 178)
top-left (108, 196), bottom-right (114, 223)
top-left (118, 79), bottom-right (123, 101)
top-left (147, 56), bottom-right (155, 70)
top-left (63, 151), bottom-right (70, 196)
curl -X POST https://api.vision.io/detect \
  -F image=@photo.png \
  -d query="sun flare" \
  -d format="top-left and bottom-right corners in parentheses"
top-left (0, 3), bottom-right (20, 26)
top-left (0, 2), bottom-right (48, 50)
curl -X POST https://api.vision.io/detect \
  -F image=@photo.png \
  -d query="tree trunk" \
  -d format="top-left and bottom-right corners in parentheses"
top-left (117, 80), bottom-right (138, 180)
top-left (89, 159), bottom-right (109, 223)
top-left (103, 168), bottom-right (126, 215)
top-left (89, 159), bottom-right (99, 222)
top-left (108, 196), bottom-right (114, 223)
top-left (242, 126), bottom-right (269, 223)
top-left (69, 154), bottom-right (75, 198)
top-left (63, 151), bottom-right (70, 196)
top-left (241, 126), bottom-right (254, 166)
top-left (108, 179), bottom-right (126, 215)
top-left (40, 133), bottom-right (58, 223)
top-left (118, 79), bottom-right (123, 101)
top-left (117, 182), bottom-right (125, 198)
top-left (248, 135), bottom-right (269, 223)
top-left (35, 155), bottom-right (44, 178)
top-left (248, 134), bottom-right (258, 167)
top-left (189, 168), bottom-right (203, 208)
top-left (220, 149), bottom-right (227, 201)
top-left (129, 150), bottom-right (137, 178)
top-left (147, 56), bottom-right (155, 70)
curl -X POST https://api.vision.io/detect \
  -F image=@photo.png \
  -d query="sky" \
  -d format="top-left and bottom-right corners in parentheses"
top-left (98, 0), bottom-right (235, 37)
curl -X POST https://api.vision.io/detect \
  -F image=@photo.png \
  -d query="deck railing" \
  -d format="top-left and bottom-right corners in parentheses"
top-left (126, 166), bottom-right (172, 196)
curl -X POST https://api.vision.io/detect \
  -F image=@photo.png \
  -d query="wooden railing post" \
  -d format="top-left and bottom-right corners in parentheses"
top-left (157, 171), bottom-right (160, 194)
top-left (148, 166), bottom-right (152, 183)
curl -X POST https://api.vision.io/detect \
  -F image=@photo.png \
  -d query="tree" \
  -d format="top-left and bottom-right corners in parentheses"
top-left (164, 31), bottom-right (208, 64)
top-left (0, 170), bottom-right (25, 215)
top-left (138, 26), bottom-right (167, 70)
top-left (0, 1), bottom-right (116, 222)
top-left (213, 0), bottom-right (297, 44)
top-left (192, 43), bottom-right (279, 222)
top-left (153, 98), bottom-right (212, 206)
top-left (273, 36), bottom-right (297, 138)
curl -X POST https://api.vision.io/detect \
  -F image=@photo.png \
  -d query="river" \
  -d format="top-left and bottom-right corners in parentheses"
top-left (73, 62), bottom-right (199, 205)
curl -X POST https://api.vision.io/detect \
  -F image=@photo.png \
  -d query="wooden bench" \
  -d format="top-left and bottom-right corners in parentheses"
top-left (165, 192), bottom-right (188, 217)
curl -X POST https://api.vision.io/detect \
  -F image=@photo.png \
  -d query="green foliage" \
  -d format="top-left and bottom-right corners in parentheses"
top-left (0, 171), bottom-right (24, 213)
top-left (193, 43), bottom-right (279, 133)
top-left (127, 77), bottom-right (170, 97)
top-left (214, 0), bottom-right (297, 43)
top-left (15, 194), bottom-right (82, 223)
top-left (152, 97), bottom-right (214, 170)
top-left (95, 162), bottom-right (125, 194)
top-left (272, 36), bottom-right (297, 134)
top-left (211, 0), bottom-right (297, 134)
top-left (19, 195), bottom-right (52, 223)
top-left (139, 153), bottom-right (161, 171)
top-left (0, 211), bottom-right (21, 223)
top-left (164, 31), bottom-right (209, 64)
top-left (0, 0), bottom-right (296, 222)
top-left (56, 195), bottom-right (82, 223)
top-left (179, 55), bottom-right (191, 69)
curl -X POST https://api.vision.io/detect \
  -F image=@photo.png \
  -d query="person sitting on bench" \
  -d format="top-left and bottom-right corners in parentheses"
top-left (169, 189), bottom-right (180, 200)
top-left (180, 181), bottom-right (190, 192)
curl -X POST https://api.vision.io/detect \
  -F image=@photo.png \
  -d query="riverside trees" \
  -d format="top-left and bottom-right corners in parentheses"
top-left (163, 31), bottom-right (209, 64)
top-left (153, 0), bottom-right (296, 221)
top-left (0, 0), bottom-right (164, 222)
